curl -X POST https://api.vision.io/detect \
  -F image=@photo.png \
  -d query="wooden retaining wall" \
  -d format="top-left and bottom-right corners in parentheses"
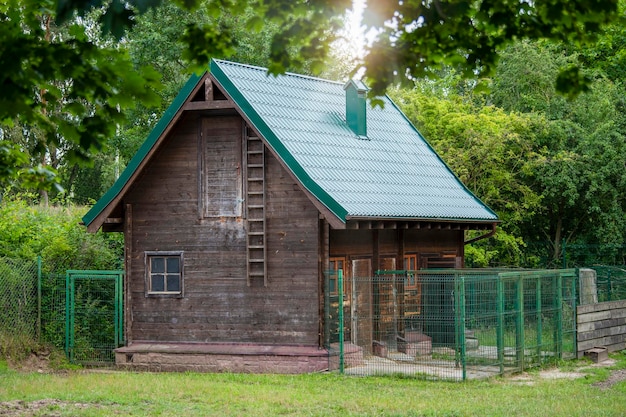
top-left (577, 300), bottom-right (626, 358)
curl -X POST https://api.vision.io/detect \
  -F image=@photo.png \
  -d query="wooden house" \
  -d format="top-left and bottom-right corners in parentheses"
top-left (83, 59), bottom-right (498, 373)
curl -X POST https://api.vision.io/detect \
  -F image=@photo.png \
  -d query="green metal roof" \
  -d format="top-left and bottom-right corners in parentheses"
top-left (83, 59), bottom-right (497, 230)
top-left (211, 59), bottom-right (498, 223)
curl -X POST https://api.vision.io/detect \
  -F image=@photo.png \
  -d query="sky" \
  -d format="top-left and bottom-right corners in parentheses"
top-left (345, 0), bottom-right (368, 58)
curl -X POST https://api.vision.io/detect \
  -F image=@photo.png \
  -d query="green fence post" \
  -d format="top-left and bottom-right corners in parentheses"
top-left (324, 272), bottom-right (330, 349)
top-left (115, 272), bottom-right (121, 348)
top-left (496, 275), bottom-right (505, 375)
top-left (37, 256), bottom-right (42, 343)
top-left (536, 275), bottom-right (542, 360)
top-left (338, 269), bottom-right (344, 374)
top-left (120, 271), bottom-right (125, 346)
top-left (572, 270), bottom-right (578, 357)
top-left (64, 271), bottom-right (71, 361)
top-left (516, 274), bottom-right (525, 371)
top-left (555, 272), bottom-right (563, 360)
top-left (456, 273), bottom-right (467, 381)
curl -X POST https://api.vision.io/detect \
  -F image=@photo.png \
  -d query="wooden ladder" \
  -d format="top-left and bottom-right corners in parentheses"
top-left (245, 134), bottom-right (267, 286)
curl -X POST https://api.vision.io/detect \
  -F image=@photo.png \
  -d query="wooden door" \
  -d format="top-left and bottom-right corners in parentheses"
top-left (351, 258), bottom-right (372, 351)
top-left (420, 252), bottom-right (459, 345)
top-left (377, 258), bottom-right (399, 349)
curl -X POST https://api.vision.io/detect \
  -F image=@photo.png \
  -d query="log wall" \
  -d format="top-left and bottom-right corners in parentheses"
top-left (577, 299), bottom-right (626, 358)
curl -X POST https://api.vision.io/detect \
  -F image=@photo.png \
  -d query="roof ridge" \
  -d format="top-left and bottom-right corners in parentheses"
top-left (212, 59), bottom-right (350, 87)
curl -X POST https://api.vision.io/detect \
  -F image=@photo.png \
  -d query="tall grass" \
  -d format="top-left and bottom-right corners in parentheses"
top-left (0, 332), bottom-right (39, 363)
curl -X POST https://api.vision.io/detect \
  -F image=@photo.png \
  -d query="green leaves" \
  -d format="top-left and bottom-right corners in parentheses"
top-left (182, 23), bottom-right (238, 69)
top-left (361, 0), bottom-right (620, 97)
top-left (0, 142), bottom-right (28, 187)
top-left (1, 0), bottom-right (163, 194)
top-left (556, 66), bottom-right (592, 99)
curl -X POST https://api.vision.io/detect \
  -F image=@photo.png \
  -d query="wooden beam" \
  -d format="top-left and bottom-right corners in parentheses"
top-left (183, 100), bottom-right (236, 111)
top-left (124, 203), bottom-right (133, 345)
top-left (205, 77), bottom-right (213, 101)
top-left (344, 219), bottom-right (496, 231)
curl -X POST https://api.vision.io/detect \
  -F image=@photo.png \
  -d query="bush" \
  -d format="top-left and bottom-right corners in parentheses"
top-left (0, 198), bottom-right (123, 361)
top-left (0, 198), bottom-right (123, 271)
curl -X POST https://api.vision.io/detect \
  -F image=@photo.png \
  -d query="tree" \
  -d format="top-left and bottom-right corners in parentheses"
top-left (490, 40), bottom-right (626, 266)
top-left (115, 3), bottom-right (288, 163)
top-left (389, 84), bottom-right (541, 267)
top-left (362, 0), bottom-right (620, 97)
top-left (1, 0), bottom-right (161, 195)
top-left (1, 0), bottom-right (621, 188)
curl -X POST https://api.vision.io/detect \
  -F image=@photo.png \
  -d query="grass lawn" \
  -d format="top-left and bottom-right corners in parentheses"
top-left (1, 353), bottom-right (625, 417)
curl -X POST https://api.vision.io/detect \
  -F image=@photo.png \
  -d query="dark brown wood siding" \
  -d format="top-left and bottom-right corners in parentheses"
top-left (330, 229), bottom-right (463, 270)
top-left (124, 114), bottom-right (320, 345)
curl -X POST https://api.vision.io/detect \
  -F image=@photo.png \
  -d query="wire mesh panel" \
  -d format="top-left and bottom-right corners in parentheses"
top-left (593, 266), bottom-right (626, 302)
top-left (325, 269), bottom-right (578, 381)
top-left (66, 271), bottom-right (123, 365)
top-left (40, 273), bottom-right (67, 348)
top-left (0, 257), bottom-right (38, 346)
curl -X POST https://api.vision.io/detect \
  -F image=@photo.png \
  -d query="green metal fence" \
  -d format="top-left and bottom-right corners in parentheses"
top-left (40, 272), bottom-right (67, 350)
top-left (590, 266), bottom-right (626, 302)
top-left (0, 257), bottom-right (123, 365)
top-left (325, 269), bottom-right (578, 381)
top-left (66, 270), bottom-right (124, 364)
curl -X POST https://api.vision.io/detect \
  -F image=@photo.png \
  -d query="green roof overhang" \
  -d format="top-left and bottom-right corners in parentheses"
top-left (82, 72), bottom-right (203, 231)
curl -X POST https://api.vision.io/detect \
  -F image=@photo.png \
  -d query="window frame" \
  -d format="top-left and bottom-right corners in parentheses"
top-left (328, 256), bottom-right (347, 296)
top-left (145, 251), bottom-right (184, 298)
top-left (403, 254), bottom-right (418, 289)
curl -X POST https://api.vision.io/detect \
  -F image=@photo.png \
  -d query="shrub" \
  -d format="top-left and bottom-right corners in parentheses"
top-left (0, 198), bottom-right (123, 271)
top-left (0, 198), bottom-right (123, 361)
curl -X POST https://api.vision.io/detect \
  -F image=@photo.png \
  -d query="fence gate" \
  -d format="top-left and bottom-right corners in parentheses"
top-left (65, 270), bottom-right (123, 364)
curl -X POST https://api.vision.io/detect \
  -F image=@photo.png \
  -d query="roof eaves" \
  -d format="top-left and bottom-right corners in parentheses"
top-left (82, 72), bottom-right (204, 230)
top-left (209, 59), bottom-right (349, 223)
top-left (345, 215), bottom-right (500, 223)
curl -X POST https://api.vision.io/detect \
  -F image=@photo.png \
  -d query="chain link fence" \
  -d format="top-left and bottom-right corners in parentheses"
top-left (0, 257), bottom-right (67, 357)
top-left (325, 269), bottom-right (578, 381)
top-left (66, 270), bottom-right (123, 364)
top-left (0, 257), bottom-right (39, 356)
top-left (1, 254), bottom-right (623, 375)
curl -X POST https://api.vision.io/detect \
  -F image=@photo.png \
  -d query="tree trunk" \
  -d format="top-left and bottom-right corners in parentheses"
top-left (553, 215), bottom-right (563, 267)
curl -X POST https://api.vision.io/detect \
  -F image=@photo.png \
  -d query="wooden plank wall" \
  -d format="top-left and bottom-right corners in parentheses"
top-left (125, 113), bottom-right (320, 346)
top-left (577, 300), bottom-right (626, 358)
top-left (330, 229), bottom-right (464, 269)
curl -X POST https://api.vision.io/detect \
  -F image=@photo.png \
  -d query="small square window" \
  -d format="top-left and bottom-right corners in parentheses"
top-left (146, 252), bottom-right (183, 297)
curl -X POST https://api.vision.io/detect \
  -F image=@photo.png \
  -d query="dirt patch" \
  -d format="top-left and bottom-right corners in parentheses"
top-left (509, 357), bottom-right (626, 386)
top-left (0, 399), bottom-right (98, 417)
top-left (537, 369), bottom-right (586, 379)
top-left (6, 351), bottom-right (54, 374)
top-left (592, 368), bottom-right (626, 390)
